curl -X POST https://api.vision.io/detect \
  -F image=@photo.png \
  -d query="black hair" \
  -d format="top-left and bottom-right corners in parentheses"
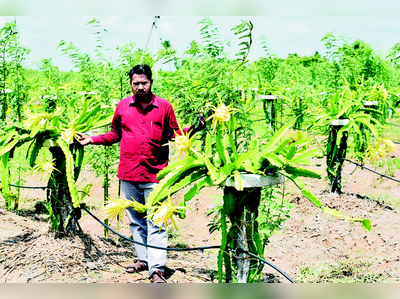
top-left (128, 64), bottom-right (153, 81)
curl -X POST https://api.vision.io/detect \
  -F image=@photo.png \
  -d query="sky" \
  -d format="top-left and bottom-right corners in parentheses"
top-left (1, 16), bottom-right (400, 72)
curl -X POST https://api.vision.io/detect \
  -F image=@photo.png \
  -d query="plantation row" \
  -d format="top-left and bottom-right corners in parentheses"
top-left (1, 17), bottom-right (400, 283)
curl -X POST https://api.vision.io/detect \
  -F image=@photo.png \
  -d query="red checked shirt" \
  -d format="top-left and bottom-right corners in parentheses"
top-left (91, 94), bottom-right (189, 183)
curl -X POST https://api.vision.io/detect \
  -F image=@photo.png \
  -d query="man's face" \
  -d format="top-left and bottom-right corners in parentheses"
top-left (131, 73), bottom-right (153, 100)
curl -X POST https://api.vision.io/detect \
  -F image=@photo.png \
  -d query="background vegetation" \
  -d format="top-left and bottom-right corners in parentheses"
top-left (1, 16), bottom-right (400, 283)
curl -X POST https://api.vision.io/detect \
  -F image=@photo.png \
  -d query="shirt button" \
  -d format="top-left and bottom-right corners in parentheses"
top-left (143, 121), bottom-right (145, 124)
top-left (143, 132), bottom-right (145, 134)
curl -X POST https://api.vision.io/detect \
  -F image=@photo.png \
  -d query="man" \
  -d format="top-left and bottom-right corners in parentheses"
top-left (79, 64), bottom-right (204, 283)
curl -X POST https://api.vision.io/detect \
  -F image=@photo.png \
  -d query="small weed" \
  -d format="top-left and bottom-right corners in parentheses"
top-left (381, 125), bottom-right (400, 144)
top-left (258, 184), bottom-right (293, 245)
top-left (34, 200), bottom-right (49, 214)
top-left (110, 267), bottom-right (121, 274)
top-left (83, 198), bottom-right (103, 211)
top-left (298, 260), bottom-right (386, 283)
top-left (168, 227), bottom-right (189, 249)
top-left (354, 273), bottom-right (383, 283)
top-left (367, 193), bottom-right (400, 209)
top-left (70, 271), bottom-right (102, 283)
top-left (88, 271), bottom-right (103, 281)
top-left (371, 157), bottom-right (400, 177)
top-left (167, 226), bottom-right (180, 239)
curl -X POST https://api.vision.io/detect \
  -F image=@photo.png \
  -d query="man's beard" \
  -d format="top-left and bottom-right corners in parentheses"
top-left (135, 90), bottom-right (152, 102)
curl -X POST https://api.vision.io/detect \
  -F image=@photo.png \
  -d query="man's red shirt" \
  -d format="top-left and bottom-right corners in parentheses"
top-left (91, 94), bottom-right (188, 183)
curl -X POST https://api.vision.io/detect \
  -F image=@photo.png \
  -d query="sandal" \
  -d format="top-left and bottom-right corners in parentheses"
top-left (151, 270), bottom-right (167, 283)
top-left (126, 260), bottom-right (148, 273)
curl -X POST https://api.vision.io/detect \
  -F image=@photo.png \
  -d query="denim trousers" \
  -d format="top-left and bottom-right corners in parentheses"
top-left (121, 180), bottom-right (167, 276)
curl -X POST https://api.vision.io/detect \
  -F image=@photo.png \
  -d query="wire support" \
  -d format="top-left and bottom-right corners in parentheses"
top-left (344, 159), bottom-right (400, 183)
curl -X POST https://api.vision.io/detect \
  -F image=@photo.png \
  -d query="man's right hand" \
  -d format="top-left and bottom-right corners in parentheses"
top-left (192, 115), bottom-right (206, 133)
top-left (77, 133), bottom-right (93, 146)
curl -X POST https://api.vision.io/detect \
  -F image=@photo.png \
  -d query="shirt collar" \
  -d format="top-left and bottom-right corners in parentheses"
top-left (130, 94), bottom-right (158, 107)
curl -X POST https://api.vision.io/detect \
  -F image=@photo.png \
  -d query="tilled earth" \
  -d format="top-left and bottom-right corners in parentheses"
top-left (1, 153), bottom-right (400, 283)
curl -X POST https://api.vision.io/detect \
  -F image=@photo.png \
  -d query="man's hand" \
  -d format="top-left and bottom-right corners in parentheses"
top-left (76, 133), bottom-right (93, 146)
top-left (188, 115), bottom-right (206, 137)
top-left (193, 115), bottom-right (206, 133)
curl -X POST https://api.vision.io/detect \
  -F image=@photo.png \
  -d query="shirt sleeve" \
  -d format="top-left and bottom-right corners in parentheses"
top-left (91, 106), bottom-right (122, 145)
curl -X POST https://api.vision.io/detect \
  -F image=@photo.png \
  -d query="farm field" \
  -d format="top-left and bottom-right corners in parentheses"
top-left (1, 144), bottom-right (400, 283)
top-left (2, 16), bottom-right (400, 284)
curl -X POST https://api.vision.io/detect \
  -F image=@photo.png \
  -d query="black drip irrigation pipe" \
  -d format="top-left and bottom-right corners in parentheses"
top-left (82, 206), bottom-right (296, 283)
top-left (82, 205), bottom-right (220, 252)
top-left (0, 180), bottom-right (48, 189)
top-left (344, 159), bottom-right (400, 183)
top-left (342, 164), bottom-right (359, 176)
top-left (235, 248), bottom-right (296, 283)
top-left (0, 176), bottom-right (296, 281)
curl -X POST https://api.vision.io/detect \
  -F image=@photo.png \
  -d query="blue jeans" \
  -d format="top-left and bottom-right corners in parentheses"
top-left (121, 180), bottom-right (167, 277)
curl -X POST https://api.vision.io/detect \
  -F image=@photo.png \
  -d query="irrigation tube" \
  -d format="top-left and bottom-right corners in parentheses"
top-left (82, 205), bottom-right (220, 252)
top-left (344, 159), bottom-right (400, 183)
top-left (82, 206), bottom-right (296, 283)
top-left (0, 180), bottom-right (48, 189)
top-left (235, 248), bottom-right (296, 283)
top-left (0, 180), bottom-right (296, 281)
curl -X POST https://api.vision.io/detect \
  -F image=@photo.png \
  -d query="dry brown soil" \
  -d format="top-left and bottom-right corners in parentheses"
top-left (1, 148), bottom-right (400, 283)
